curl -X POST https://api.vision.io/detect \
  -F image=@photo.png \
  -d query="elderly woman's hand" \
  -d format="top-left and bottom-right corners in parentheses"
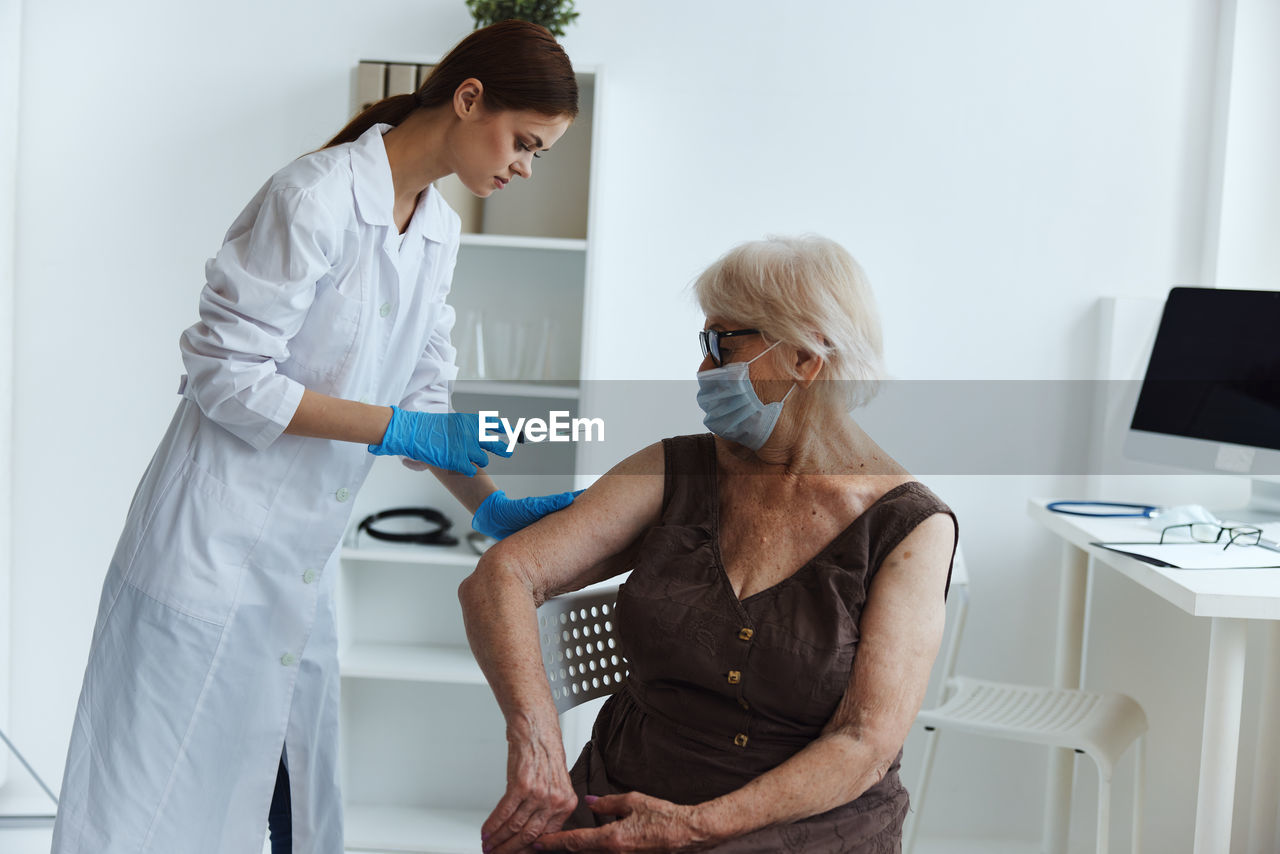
top-left (532, 792), bottom-right (720, 853)
top-left (481, 725), bottom-right (578, 854)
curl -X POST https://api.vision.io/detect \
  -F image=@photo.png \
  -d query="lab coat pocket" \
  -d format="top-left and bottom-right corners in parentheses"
top-left (281, 274), bottom-right (363, 390)
top-left (123, 457), bottom-right (269, 625)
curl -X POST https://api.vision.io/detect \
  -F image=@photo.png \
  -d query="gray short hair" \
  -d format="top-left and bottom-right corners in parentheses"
top-left (693, 235), bottom-right (884, 408)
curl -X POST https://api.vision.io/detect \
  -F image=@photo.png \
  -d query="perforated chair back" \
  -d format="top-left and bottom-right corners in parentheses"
top-left (537, 587), bottom-right (628, 714)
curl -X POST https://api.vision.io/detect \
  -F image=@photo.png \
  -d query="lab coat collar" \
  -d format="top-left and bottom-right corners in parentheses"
top-left (350, 123), bottom-right (449, 244)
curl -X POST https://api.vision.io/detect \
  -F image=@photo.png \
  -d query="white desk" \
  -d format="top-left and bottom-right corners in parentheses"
top-left (1029, 499), bottom-right (1280, 854)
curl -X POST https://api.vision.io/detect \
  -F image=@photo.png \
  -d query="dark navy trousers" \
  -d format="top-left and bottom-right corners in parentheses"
top-left (268, 751), bottom-right (291, 854)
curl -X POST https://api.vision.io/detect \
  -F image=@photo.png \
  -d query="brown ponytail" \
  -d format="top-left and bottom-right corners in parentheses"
top-left (323, 20), bottom-right (579, 149)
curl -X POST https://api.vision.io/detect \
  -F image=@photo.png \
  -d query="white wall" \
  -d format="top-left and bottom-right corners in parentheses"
top-left (3, 0), bottom-right (1274, 851)
top-left (1, 0), bottom-right (24, 792)
top-left (1213, 0), bottom-right (1280, 289)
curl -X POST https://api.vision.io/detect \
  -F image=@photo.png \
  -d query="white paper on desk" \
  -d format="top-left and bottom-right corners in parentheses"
top-left (1256, 522), bottom-right (1280, 541)
top-left (1091, 541), bottom-right (1280, 569)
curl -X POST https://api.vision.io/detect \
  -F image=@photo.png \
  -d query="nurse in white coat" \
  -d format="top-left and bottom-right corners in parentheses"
top-left (52, 21), bottom-right (579, 854)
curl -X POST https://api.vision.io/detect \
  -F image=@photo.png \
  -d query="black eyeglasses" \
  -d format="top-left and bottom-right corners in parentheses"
top-left (698, 328), bottom-right (760, 367)
top-left (1159, 522), bottom-right (1262, 550)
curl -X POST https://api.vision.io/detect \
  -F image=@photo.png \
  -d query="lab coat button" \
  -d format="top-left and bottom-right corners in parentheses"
top-left (303, 570), bottom-right (318, 584)
top-left (379, 302), bottom-right (392, 318)
top-left (335, 488), bottom-right (350, 502)
top-left (281, 653), bottom-right (297, 667)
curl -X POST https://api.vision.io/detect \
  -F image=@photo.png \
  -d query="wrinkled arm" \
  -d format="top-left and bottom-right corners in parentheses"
top-left (458, 443), bottom-right (665, 854)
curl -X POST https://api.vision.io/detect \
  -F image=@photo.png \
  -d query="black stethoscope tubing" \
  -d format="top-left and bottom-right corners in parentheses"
top-left (357, 507), bottom-right (458, 546)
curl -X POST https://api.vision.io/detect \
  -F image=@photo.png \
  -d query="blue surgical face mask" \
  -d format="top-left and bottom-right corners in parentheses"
top-left (696, 342), bottom-right (796, 450)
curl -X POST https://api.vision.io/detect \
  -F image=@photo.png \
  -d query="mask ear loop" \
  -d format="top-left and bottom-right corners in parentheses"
top-left (746, 339), bottom-right (782, 364)
top-left (747, 339), bottom-right (797, 405)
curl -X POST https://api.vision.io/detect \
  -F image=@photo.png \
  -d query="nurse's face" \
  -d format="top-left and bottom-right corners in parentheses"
top-left (452, 103), bottom-right (571, 198)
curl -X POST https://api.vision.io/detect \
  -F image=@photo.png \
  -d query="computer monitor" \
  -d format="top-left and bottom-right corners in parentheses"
top-left (1124, 286), bottom-right (1280, 516)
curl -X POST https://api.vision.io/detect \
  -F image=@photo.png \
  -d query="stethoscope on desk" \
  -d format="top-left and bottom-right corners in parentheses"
top-left (1046, 501), bottom-right (1160, 518)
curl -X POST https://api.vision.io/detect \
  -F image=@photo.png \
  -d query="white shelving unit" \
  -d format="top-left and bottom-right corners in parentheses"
top-left (340, 642), bottom-right (486, 685)
top-left (345, 806), bottom-right (492, 854)
top-left (337, 65), bottom-right (603, 853)
top-left (459, 233), bottom-right (587, 252)
top-left (451, 380), bottom-right (580, 400)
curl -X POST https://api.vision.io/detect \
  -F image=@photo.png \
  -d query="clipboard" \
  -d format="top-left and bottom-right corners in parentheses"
top-left (1091, 541), bottom-right (1280, 570)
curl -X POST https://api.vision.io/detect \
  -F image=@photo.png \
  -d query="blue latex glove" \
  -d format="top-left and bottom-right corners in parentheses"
top-left (472, 489), bottom-right (583, 540)
top-left (368, 407), bottom-right (514, 476)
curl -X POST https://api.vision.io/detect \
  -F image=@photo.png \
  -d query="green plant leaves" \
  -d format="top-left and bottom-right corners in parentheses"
top-left (465, 0), bottom-right (580, 37)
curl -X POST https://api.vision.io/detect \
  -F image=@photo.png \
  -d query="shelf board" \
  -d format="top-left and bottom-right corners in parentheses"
top-left (451, 380), bottom-right (580, 399)
top-left (459, 233), bottom-right (586, 252)
top-left (340, 642), bottom-right (486, 685)
top-left (341, 541), bottom-right (480, 568)
top-left (345, 804), bottom-right (488, 853)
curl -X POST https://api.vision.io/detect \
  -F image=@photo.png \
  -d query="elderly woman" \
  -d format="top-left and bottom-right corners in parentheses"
top-left (459, 235), bottom-right (958, 853)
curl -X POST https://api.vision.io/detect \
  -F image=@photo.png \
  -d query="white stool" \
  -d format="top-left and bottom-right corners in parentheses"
top-left (903, 549), bottom-right (1147, 854)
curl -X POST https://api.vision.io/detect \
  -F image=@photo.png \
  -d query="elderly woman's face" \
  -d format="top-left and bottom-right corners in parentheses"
top-left (697, 317), bottom-right (798, 450)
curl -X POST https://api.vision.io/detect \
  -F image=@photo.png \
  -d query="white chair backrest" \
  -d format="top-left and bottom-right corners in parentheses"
top-left (937, 544), bottom-right (971, 695)
top-left (537, 587), bottom-right (628, 714)
top-left (949, 543), bottom-right (969, 590)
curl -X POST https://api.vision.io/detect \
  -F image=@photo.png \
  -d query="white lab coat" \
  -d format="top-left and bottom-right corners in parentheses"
top-left (52, 124), bottom-right (461, 854)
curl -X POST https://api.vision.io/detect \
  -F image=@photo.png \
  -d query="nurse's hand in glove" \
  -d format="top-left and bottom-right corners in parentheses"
top-left (472, 489), bottom-right (583, 540)
top-left (368, 407), bottom-right (514, 476)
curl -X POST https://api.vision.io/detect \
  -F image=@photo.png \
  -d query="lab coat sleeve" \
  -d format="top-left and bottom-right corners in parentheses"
top-left (397, 238), bottom-right (461, 414)
top-left (180, 183), bottom-right (338, 450)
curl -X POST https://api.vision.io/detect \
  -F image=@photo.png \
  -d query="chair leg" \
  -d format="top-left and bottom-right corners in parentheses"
top-left (1131, 735), bottom-right (1145, 854)
top-left (904, 728), bottom-right (941, 854)
top-left (1096, 766), bottom-right (1113, 854)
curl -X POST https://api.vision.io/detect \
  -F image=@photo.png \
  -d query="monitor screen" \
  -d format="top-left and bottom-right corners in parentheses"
top-left (1130, 287), bottom-right (1280, 452)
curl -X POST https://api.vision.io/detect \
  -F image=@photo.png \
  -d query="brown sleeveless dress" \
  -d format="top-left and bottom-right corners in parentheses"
top-left (562, 434), bottom-right (958, 852)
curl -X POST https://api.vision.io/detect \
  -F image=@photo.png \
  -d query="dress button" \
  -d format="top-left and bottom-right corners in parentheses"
top-left (303, 569), bottom-right (318, 584)
top-left (739, 698), bottom-right (750, 711)
top-left (738, 628), bottom-right (754, 641)
top-left (734, 733), bottom-right (749, 747)
top-left (335, 488), bottom-right (350, 502)
top-left (727, 670), bottom-right (741, 685)
top-left (281, 653), bottom-right (297, 667)
top-left (379, 302), bottom-right (392, 318)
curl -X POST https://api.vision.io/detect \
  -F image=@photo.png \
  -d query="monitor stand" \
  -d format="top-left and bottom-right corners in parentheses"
top-left (1216, 478), bottom-right (1280, 524)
